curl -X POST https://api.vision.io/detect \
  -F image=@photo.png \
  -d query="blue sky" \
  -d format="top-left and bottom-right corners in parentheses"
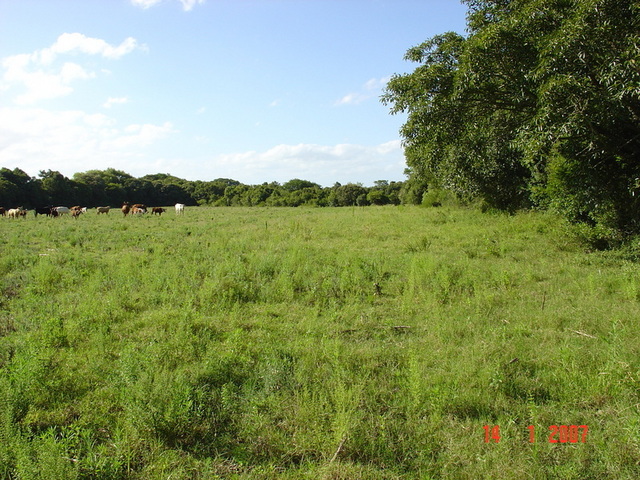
top-left (0, 0), bottom-right (467, 187)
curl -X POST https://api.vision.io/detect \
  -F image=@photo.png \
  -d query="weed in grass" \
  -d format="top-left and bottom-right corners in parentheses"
top-left (406, 235), bottom-right (432, 253)
top-left (492, 358), bottom-right (552, 404)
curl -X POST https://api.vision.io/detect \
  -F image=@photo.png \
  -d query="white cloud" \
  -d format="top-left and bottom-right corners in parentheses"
top-left (335, 92), bottom-right (365, 106)
top-left (103, 97), bottom-right (129, 109)
top-left (0, 106), bottom-right (174, 175)
top-left (131, 0), bottom-right (205, 11)
top-left (363, 77), bottom-right (389, 90)
top-left (41, 33), bottom-right (140, 61)
top-left (113, 122), bottom-right (174, 148)
top-left (1, 34), bottom-right (141, 105)
top-left (0, 102), bottom-right (404, 184)
top-left (209, 140), bottom-right (405, 186)
top-left (29, 33), bottom-right (143, 65)
top-left (83, 113), bottom-right (115, 128)
top-left (131, 0), bottom-right (163, 9)
top-left (9, 62), bottom-right (93, 104)
top-left (179, 0), bottom-right (206, 11)
top-left (335, 76), bottom-right (391, 106)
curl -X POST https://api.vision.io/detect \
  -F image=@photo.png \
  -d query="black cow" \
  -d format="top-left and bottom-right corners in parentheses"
top-left (34, 206), bottom-right (54, 217)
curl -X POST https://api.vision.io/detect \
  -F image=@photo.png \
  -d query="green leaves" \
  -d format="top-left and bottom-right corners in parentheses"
top-left (384, 0), bottom-right (640, 237)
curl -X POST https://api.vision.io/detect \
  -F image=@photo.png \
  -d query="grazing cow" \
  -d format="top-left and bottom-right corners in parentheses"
top-left (175, 203), bottom-right (185, 215)
top-left (151, 207), bottom-right (166, 215)
top-left (0, 207), bottom-right (5, 216)
top-left (55, 206), bottom-right (71, 216)
top-left (132, 206), bottom-right (147, 215)
top-left (8, 207), bottom-right (27, 218)
top-left (34, 206), bottom-right (54, 217)
top-left (121, 203), bottom-right (131, 216)
top-left (96, 206), bottom-right (110, 214)
top-left (71, 209), bottom-right (83, 219)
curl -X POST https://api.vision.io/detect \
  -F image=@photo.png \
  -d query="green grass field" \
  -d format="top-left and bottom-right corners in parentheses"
top-left (1, 206), bottom-right (639, 479)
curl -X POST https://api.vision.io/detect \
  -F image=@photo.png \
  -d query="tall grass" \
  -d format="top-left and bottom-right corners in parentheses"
top-left (0, 206), bottom-right (639, 478)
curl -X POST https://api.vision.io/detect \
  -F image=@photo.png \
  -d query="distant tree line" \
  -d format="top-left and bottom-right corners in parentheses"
top-left (0, 167), bottom-right (412, 209)
top-left (382, 0), bottom-right (640, 242)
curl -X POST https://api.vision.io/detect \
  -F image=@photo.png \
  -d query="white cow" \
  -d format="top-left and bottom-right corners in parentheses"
top-left (7, 208), bottom-right (26, 218)
top-left (55, 206), bottom-right (70, 216)
top-left (175, 203), bottom-right (185, 215)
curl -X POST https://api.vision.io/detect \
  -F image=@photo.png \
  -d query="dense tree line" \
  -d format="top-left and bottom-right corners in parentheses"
top-left (0, 167), bottom-right (406, 209)
top-left (383, 0), bottom-right (640, 242)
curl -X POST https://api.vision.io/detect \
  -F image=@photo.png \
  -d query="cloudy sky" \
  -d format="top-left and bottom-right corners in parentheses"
top-left (0, 0), bottom-right (467, 187)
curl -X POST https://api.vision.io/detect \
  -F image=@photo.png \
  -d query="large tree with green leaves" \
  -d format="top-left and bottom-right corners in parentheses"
top-left (39, 170), bottom-right (78, 206)
top-left (383, 0), bottom-right (640, 237)
top-left (521, 0), bottom-right (640, 237)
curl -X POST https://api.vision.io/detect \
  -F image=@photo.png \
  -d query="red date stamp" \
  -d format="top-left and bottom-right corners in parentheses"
top-left (483, 425), bottom-right (588, 443)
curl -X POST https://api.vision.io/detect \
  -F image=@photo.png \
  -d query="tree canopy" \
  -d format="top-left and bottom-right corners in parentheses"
top-left (383, 0), bottom-right (640, 240)
top-left (0, 168), bottom-right (405, 209)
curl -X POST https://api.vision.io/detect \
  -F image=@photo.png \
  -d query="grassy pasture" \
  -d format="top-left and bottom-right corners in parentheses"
top-left (0, 205), bottom-right (639, 479)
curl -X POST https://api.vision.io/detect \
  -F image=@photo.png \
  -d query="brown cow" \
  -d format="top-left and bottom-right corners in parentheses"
top-left (151, 207), bottom-right (166, 215)
top-left (131, 206), bottom-right (147, 215)
top-left (96, 206), bottom-right (110, 214)
top-left (121, 203), bottom-right (131, 216)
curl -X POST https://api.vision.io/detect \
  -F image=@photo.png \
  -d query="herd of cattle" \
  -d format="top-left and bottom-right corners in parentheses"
top-left (0, 203), bottom-right (186, 218)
